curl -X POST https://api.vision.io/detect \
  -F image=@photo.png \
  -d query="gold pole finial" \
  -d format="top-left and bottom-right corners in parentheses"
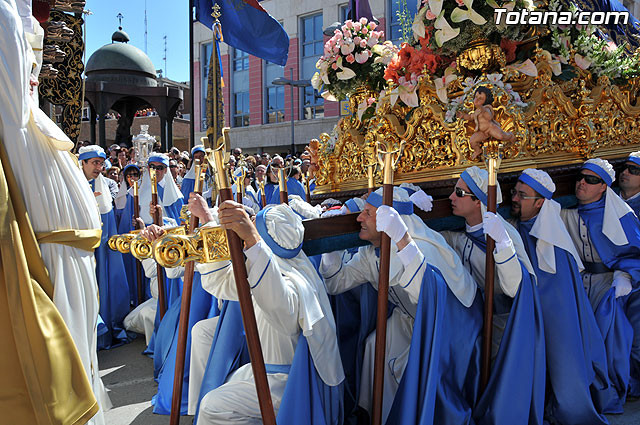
top-left (376, 141), bottom-right (405, 185)
top-left (483, 141), bottom-right (503, 185)
top-left (211, 3), bottom-right (221, 20)
top-left (150, 168), bottom-right (157, 195)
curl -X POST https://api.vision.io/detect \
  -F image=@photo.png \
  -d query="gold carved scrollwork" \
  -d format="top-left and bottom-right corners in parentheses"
top-left (38, 10), bottom-right (84, 142)
top-left (151, 225), bottom-right (230, 268)
top-left (314, 46), bottom-right (640, 193)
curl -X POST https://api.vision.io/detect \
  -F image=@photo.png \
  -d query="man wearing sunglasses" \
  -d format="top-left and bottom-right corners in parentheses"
top-left (618, 151), bottom-right (640, 216)
top-left (441, 166), bottom-right (545, 424)
top-left (320, 187), bottom-right (481, 424)
top-left (509, 169), bottom-right (609, 424)
top-left (561, 158), bottom-right (640, 409)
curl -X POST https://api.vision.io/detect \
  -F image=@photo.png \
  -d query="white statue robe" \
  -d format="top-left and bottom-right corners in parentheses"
top-left (319, 242), bottom-right (426, 423)
top-left (0, 3), bottom-right (110, 421)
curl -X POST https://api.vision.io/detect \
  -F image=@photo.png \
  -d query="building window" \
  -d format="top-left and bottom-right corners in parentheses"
top-left (265, 61), bottom-right (285, 124)
top-left (340, 3), bottom-right (350, 23)
top-left (388, 0), bottom-right (417, 43)
top-left (233, 49), bottom-right (249, 71)
top-left (300, 13), bottom-right (324, 120)
top-left (233, 92), bottom-right (250, 127)
top-left (201, 42), bottom-right (212, 131)
top-left (232, 48), bottom-right (250, 127)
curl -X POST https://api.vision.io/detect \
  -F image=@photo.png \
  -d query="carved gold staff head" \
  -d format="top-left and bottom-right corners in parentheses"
top-left (376, 140), bottom-right (406, 185)
top-left (150, 167), bottom-right (157, 195)
top-left (482, 142), bottom-right (503, 185)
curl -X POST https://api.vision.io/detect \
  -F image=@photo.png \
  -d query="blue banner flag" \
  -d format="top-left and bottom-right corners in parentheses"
top-left (195, 0), bottom-right (290, 66)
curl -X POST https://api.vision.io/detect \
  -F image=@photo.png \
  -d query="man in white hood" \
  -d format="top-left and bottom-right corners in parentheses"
top-left (187, 196), bottom-right (344, 424)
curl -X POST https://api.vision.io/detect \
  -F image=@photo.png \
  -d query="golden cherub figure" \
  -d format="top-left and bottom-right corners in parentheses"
top-left (457, 86), bottom-right (515, 160)
top-left (302, 138), bottom-right (320, 178)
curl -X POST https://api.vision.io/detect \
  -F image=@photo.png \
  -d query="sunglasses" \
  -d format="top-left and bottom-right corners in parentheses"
top-left (127, 172), bottom-right (140, 178)
top-left (510, 188), bottom-right (542, 200)
top-left (149, 164), bottom-right (167, 171)
top-left (624, 163), bottom-right (640, 176)
top-left (576, 173), bottom-right (604, 185)
top-left (455, 187), bottom-right (477, 199)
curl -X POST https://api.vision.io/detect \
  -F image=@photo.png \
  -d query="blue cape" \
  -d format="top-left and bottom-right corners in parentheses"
top-left (263, 178), bottom-right (307, 206)
top-left (578, 195), bottom-right (640, 287)
top-left (181, 177), bottom-right (196, 204)
top-left (90, 180), bottom-right (134, 350)
top-left (193, 299), bottom-right (343, 425)
top-left (152, 272), bottom-right (220, 415)
top-left (387, 265), bottom-right (483, 425)
top-left (465, 231), bottom-right (546, 425)
top-left (517, 219), bottom-right (610, 423)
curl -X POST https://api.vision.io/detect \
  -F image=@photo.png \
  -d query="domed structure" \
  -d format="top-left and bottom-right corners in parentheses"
top-left (83, 26), bottom-right (183, 150)
top-left (85, 29), bottom-right (157, 87)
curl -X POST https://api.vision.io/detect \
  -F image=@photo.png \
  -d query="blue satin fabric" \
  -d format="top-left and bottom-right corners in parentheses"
top-left (387, 265), bottom-right (483, 425)
top-left (578, 195), bottom-right (640, 287)
top-left (579, 195), bottom-right (640, 404)
top-left (623, 194), bottom-right (640, 217)
top-left (263, 178), bottom-right (307, 206)
top-left (180, 177), bottom-right (195, 203)
top-left (193, 299), bottom-right (344, 425)
top-left (331, 283), bottom-right (378, 423)
top-left (152, 272), bottom-right (220, 415)
top-left (276, 334), bottom-right (344, 425)
top-left (593, 288), bottom-right (633, 413)
top-left (465, 236), bottom-right (546, 425)
top-left (517, 219), bottom-right (610, 424)
top-left (95, 209), bottom-right (134, 350)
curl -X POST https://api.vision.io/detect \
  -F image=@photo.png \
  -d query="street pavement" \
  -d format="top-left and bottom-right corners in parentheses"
top-left (99, 334), bottom-right (640, 424)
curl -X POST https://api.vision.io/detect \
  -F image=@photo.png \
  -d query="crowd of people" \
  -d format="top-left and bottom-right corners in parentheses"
top-left (75, 133), bottom-right (640, 425)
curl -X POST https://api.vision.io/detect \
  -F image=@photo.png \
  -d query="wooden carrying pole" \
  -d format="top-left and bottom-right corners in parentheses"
top-left (150, 168), bottom-right (167, 319)
top-left (480, 146), bottom-right (501, 392)
top-left (371, 151), bottom-right (394, 425)
top-left (278, 167), bottom-right (288, 204)
top-left (304, 171), bottom-right (311, 203)
top-left (169, 161), bottom-right (202, 425)
top-left (213, 149), bottom-right (276, 424)
top-left (133, 180), bottom-right (144, 305)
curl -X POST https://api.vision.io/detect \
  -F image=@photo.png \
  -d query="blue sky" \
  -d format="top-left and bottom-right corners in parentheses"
top-left (84, 0), bottom-right (190, 82)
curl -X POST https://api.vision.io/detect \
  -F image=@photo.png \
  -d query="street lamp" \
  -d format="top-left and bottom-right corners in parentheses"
top-left (272, 68), bottom-right (310, 157)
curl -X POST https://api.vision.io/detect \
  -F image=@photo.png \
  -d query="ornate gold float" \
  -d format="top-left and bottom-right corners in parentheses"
top-left (312, 46), bottom-right (640, 194)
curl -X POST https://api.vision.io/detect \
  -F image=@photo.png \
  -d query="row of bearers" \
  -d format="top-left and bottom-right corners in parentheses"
top-left (92, 142), bottom-right (640, 424)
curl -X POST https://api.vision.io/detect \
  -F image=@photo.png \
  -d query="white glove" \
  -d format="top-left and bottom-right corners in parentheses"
top-left (483, 212), bottom-right (511, 250)
top-left (410, 190), bottom-right (433, 212)
top-left (613, 271), bottom-right (633, 298)
top-left (321, 206), bottom-right (347, 218)
top-left (376, 205), bottom-right (408, 243)
top-left (320, 250), bottom-right (344, 276)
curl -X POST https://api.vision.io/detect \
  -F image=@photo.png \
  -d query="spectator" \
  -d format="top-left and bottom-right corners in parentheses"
top-left (107, 166), bottom-right (121, 183)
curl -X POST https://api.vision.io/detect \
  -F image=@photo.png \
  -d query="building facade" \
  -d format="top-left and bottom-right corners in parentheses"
top-left (193, 0), bottom-right (408, 155)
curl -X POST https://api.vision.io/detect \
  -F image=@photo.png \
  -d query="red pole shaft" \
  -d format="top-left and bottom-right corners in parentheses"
top-left (480, 184), bottom-right (497, 392)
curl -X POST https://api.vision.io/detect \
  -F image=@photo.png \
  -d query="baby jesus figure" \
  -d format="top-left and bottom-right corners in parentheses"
top-left (456, 86), bottom-right (515, 160)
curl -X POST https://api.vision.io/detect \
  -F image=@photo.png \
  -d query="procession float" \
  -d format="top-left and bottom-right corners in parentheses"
top-left (307, 0), bottom-right (640, 205)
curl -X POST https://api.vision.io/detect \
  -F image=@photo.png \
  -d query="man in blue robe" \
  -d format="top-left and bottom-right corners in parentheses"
top-left (509, 168), bottom-right (610, 424)
top-left (561, 158), bottom-right (640, 407)
top-left (79, 145), bottom-right (131, 350)
top-left (117, 152), bottom-right (184, 304)
top-left (321, 187), bottom-right (481, 424)
top-left (181, 145), bottom-right (207, 203)
top-left (441, 166), bottom-right (546, 425)
top-left (618, 151), bottom-right (640, 216)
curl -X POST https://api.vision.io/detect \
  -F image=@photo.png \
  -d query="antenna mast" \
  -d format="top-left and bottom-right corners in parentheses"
top-left (163, 35), bottom-right (167, 77)
top-left (144, 0), bottom-right (148, 53)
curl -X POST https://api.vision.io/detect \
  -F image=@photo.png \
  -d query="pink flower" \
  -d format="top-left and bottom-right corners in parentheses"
top-left (360, 17), bottom-right (368, 25)
top-left (355, 51), bottom-right (369, 64)
top-left (367, 97), bottom-right (375, 106)
top-left (450, 61), bottom-right (457, 69)
top-left (455, 0), bottom-right (464, 5)
top-left (333, 45), bottom-right (340, 54)
top-left (331, 62), bottom-right (338, 70)
top-left (345, 20), bottom-right (354, 29)
top-left (354, 22), bottom-right (362, 32)
top-left (346, 53), bottom-right (356, 64)
top-left (368, 21), bottom-right (377, 30)
top-left (426, 9), bottom-right (436, 20)
top-left (359, 39), bottom-right (367, 48)
top-left (361, 27), bottom-right (368, 34)
top-left (354, 36), bottom-right (362, 44)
